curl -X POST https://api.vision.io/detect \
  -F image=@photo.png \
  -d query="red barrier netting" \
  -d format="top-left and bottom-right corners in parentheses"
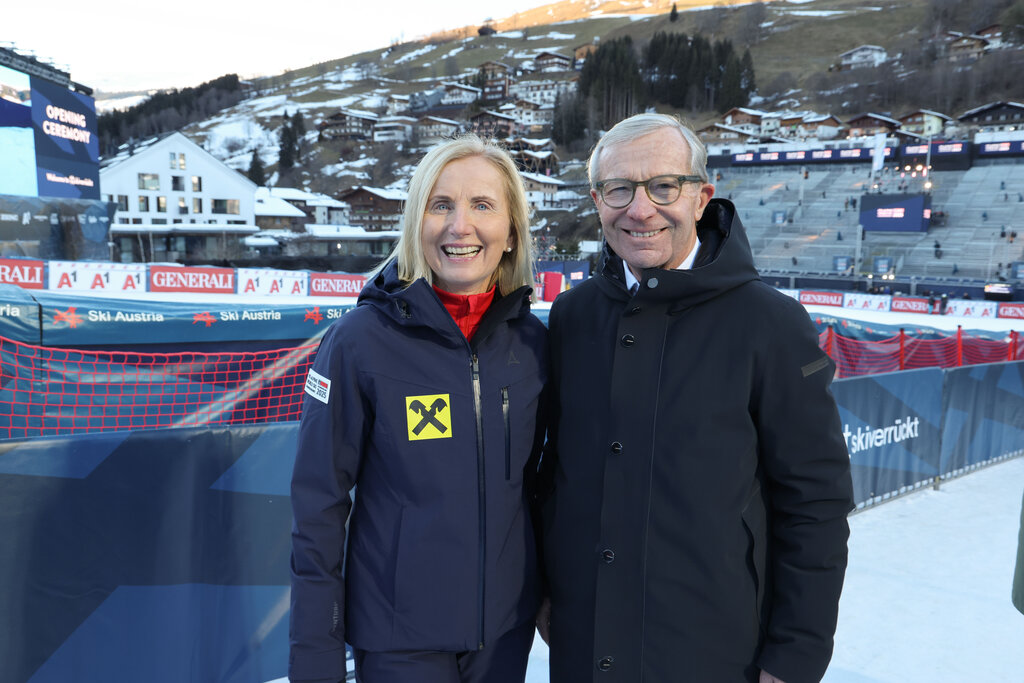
top-left (0, 326), bottom-right (1020, 438)
top-left (821, 327), bottom-right (1021, 378)
top-left (0, 336), bottom-right (317, 439)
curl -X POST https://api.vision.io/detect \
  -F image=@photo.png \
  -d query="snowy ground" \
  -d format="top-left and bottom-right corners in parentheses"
top-left (268, 457), bottom-right (1024, 683)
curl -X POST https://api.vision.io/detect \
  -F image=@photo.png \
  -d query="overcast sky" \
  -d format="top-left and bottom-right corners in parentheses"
top-left (6, 0), bottom-right (551, 93)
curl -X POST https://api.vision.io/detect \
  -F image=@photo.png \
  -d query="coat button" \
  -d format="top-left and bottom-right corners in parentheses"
top-left (602, 548), bottom-right (615, 563)
top-left (610, 441), bottom-right (622, 454)
top-left (620, 334), bottom-right (635, 347)
top-left (630, 306), bottom-right (641, 314)
top-left (597, 656), bottom-right (614, 671)
top-left (647, 277), bottom-right (659, 289)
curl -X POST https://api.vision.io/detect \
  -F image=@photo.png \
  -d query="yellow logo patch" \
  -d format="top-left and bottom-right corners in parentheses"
top-left (405, 394), bottom-right (452, 440)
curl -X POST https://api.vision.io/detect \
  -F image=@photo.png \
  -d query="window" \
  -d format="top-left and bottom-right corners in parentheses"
top-left (169, 152), bottom-right (176, 169)
top-left (178, 197), bottom-right (188, 214)
top-left (117, 195), bottom-right (129, 211)
top-left (172, 175), bottom-right (185, 191)
top-left (152, 218), bottom-right (167, 224)
top-left (192, 176), bottom-right (202, 192)
top-left (156, 196), bottom-right (167, 213)
top-left (138, 196), bottom-right (150, 212)
top-left (169, 152), bottom-right (186, 170)
top-left (193, 197), bottom-right (203, 214)
top-left (177, 153), bottom-right (186, 170)
top-left (131, 218), bottom-right (142, 224)
top-left (138, 173), bottom-right (159, 191)
top-left (212, 199), bottom-right (240, 215)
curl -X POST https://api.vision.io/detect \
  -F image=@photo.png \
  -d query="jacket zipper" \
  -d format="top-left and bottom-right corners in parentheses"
top-left (502, 387), bottom-right (511, 480)
top-left (471, 354), bottom-right (486, 650)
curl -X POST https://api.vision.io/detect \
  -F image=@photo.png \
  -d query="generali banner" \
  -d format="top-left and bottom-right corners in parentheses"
top-left (799, 290), bottom-right (844, 307)
top-left (149, 266), bottom-right (236, 294)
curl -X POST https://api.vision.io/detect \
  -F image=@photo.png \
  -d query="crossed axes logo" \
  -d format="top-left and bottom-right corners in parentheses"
top-left (405, 394), bottom-right (452, 440)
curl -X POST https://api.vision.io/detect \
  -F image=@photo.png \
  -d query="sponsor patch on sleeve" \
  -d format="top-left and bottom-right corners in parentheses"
top-left (304, 368), bottom-right (331, 404)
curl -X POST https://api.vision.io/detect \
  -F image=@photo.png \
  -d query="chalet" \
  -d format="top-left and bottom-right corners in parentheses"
top-left (534, 51), bottom-right (573, 73)
top-left (948, 35), bottom-right (988, 62)
top-left (373, 116), bottom-right (417, 143)
top-left (318, 109), bottom-right (378, 141)
top-left (720, 107), bottom-right (766, 135)
top-left (505, 137), bottom-right (556, 153)
top-left (511, 99), bottom-right (554, 133)
top-left (440, 82), bottom-right (481, 106)
top-left (470, 110), bottom-right (516, 139)
top-left (696, 122), bottom-right (755, 146)
top-left (845, 113), bottom-right (901, 138)
top-left (338, 186), bottom-right (407, 231)
top-left (511, 149), bottom-right (559, 175)
top-left (99, 131), bottom-right (257, 263)
top-left (837, 45), bottom-right (887, 70)
top-left (800, 114), bottom-right (845, 139)
top-left (254, 192), bottom-right (307, 233)
top-left (509, 77), bottom-right (576, 106)
top-left (257, 187), bottom-right (348, 228)
top-left (415, 116), bottom-right (461, 144)
top-left (958, 101), bottom-right (1024, 132)
top-left (478, 61), bottom-right (513, 103)
top-left (520, 171), bottom-right (566, 211)
top-left (898, 110), bottom-right (953, 137)
top-left (977, 24), bottom-right (1004, 48)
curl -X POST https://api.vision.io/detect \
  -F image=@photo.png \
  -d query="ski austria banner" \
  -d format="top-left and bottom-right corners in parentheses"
top-left (0, 286), bottom-right (356, 347)
top-left (831, 368), bottom-right (944, 503)
top-left (940, 362), bottom-right (1024, 473)
top-left (0, 423), bottom-right (297, 683)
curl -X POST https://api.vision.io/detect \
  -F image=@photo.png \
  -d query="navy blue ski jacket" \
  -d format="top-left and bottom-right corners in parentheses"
top-left (289, 260), bottom-right (548, 683)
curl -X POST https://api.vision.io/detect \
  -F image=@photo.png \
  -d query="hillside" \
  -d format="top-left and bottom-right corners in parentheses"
top-left (94, 0), bottom-right (1024, 255)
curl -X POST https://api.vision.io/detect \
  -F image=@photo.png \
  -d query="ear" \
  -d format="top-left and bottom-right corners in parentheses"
top-left (694, 182), bottom-right (716, 221)
top-left (590, 188), bottom-right (600, 208)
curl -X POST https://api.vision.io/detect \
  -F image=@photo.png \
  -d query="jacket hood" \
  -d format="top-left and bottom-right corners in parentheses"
top-left (595, 198), bottom-right (760, 310)
top-left (357, 259), bottom-right (534, 346)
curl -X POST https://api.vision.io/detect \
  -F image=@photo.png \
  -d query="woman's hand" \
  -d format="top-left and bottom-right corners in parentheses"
top-left (535, 597), bottom-right (551, 645)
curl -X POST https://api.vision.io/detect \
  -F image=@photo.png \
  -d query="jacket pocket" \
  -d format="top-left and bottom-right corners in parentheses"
top-left (502, 386), bottom-right (511, 480)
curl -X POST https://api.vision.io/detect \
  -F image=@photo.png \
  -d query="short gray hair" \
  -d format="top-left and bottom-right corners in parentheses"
top-left (587, 113), bottom-right (709, 185)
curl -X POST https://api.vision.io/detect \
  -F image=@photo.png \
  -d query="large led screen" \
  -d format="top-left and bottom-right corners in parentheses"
top-left (859, 193), bottom-right (932, 232)
top-left (0, 63), bottom-right (99, 200)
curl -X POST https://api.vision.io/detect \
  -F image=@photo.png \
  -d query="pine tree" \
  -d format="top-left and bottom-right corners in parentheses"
top-left (670, 2), bottom-right (679, 22)
top-left (278, 122), bottom-right (296, 172)
top-left (291, 110), bottom-right (306, 163)
top-left (247, 150), bottom-right (266, 185)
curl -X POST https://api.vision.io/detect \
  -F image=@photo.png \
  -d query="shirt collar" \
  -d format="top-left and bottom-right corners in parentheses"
top-left (622, 235), bottom-right (702, 292)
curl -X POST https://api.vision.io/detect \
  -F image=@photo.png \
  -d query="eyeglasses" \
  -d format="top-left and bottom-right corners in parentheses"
top-left (593, 174), bottom-right (705, 209)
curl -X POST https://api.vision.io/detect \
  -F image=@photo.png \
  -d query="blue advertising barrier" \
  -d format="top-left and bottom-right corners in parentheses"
top-left (832, 368), bottom-right (944, 503)
top-left (2, 364), bottom-right (1022, 681)
top-left (0, 423), bottom-right (298, 683)
top-left (940, 362), bottom-right (1024, 474)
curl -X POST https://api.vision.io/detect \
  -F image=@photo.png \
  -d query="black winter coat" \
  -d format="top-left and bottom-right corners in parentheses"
top-left (541, 199), bottom-right (854, 683)
top-left (289, 261), bottom-right (548, 683)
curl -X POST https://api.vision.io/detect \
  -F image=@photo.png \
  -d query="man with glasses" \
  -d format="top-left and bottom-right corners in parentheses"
top-left (538, 113), bottom-right (853, 683)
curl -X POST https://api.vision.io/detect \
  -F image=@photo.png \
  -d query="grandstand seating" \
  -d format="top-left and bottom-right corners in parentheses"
top-left (722, 161), bottom-right (1024, 281)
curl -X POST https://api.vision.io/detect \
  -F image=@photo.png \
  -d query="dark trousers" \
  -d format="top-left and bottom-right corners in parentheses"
top-left (352, 621), bottom-right (534, 683)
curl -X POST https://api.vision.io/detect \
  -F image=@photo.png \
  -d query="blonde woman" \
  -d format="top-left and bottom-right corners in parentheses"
top-left (289, 136), bottom-right (547, 683)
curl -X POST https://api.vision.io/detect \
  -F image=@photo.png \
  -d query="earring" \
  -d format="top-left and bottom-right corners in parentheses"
top-left (505, 247), bottom-right (512, 252)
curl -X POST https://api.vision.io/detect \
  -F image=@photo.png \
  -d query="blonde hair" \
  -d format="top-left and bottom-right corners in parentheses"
top-left (380, 135), bottom-right (535, 296)
top-left (587, 112), bottom-right (709, 184)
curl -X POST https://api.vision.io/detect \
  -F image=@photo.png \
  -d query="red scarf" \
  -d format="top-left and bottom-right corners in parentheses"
top-left (433, 285), bottom-right (497, 341)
